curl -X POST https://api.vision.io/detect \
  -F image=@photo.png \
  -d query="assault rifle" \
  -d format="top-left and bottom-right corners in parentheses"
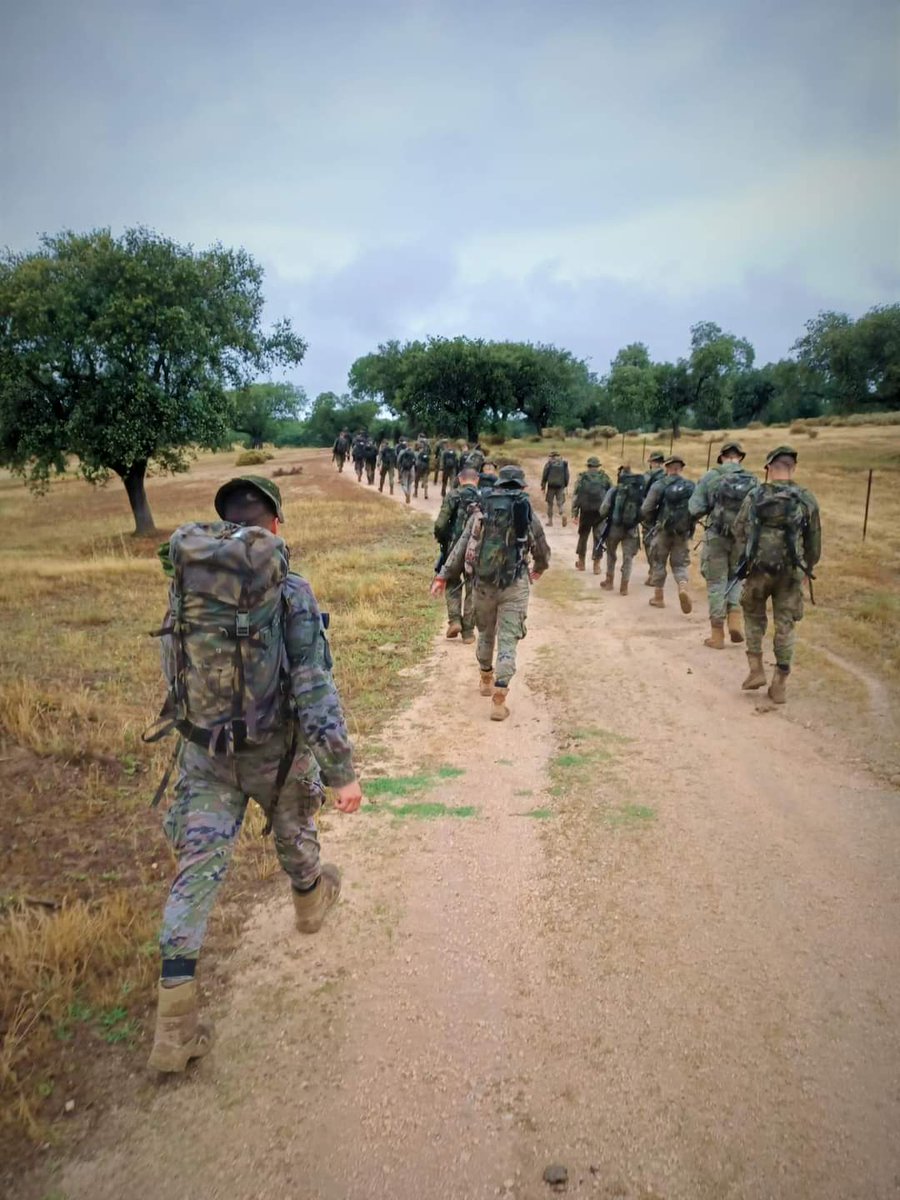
top-left (723, 556), bottom-right (749, 602)
top-left (591, 507), bottom-right (615, 564)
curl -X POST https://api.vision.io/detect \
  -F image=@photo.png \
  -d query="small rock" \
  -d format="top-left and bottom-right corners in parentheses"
top-left (64, 1099), bottom-right (75, 1114)
top-left (543, 1163), bottom-right (568, 1188)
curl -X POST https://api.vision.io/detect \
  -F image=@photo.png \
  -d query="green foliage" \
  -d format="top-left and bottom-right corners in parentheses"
top-left (0, 227), bottom-right (305, 533)
top-left (229, 381), bottom-right (306, 448)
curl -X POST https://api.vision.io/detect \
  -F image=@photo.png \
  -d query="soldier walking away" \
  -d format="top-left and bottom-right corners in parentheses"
top-left (461, 442), bottom-right (486, 475)
top-left (431, 465), bottom-right (550, 721)
top-left (432, 437), bottom-right (447, 486)
top-left (641, 454), bottom-right (695, 613)
top-left (571, 456), bottom-right (611, 572)
top-left (363, 436), bottom-right (378, 485)
top-left (597, 466), bottom-right (644, 593)
top-left (332, 430), bottom-right (350, 472)
top-left (378, 439), bottom-right (397, 493)
top-left (433, 465), bottom-right (482, 642)
top-left (479, 460), bottom-right (499, 495)
top-left (440, 443), bottom-right (460, 496)
top-left (397, 439), bottom-right (416, 504)
top-left (351, 433), bottom-right (366, 482)
top-left (732, 446), bottom-right (821, 704)
top-left (641, 450), bottom-right (666, 582)
top-left (541, 450), bottom-right (570, 526)
top-left (414, 442), bottom-right (431, 499)
top-left (689, 440), bottom-right (757, 648)
top-left (146, 476), bottom-right (362, 1073)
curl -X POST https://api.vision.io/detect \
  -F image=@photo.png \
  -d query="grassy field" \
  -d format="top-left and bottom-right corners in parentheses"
top-left (0, 449), bottom-right (439, 1154)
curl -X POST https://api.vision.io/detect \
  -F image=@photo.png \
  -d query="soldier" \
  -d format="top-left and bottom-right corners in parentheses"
top-left (432, 437), bottom-right (447, 486)
top-left (378, 439), bottom-right (397, 493)
top-left (596, 466), bottom-right (644, 593)
top-left (331, 430), bottom-right (350, 472)
top-left (351, 433), bottom-right (366, 482)
top-left (414, 441), bottom-right (431, 498)
top-left (397, 439), bottom-right (416, 504)
top-left (439, 442), bottom-right (460, 496)
top-left (147, 476), bottom-right (362, 1072)
top-left (363, 436), bottom-right (378, 485)
top-left (689, 440), bottom-right (758, 648)
top-left (640, 454), bottom-right (695, 613)
top-left (433, 465), bottom-right (482, 642)
top-left (431, 465), bottom-right (550, 722)
top-left (571, 456), bottom-right (611, 572)
top-left (733, 445), bottom-right (821, 703)
top-left (479, 460), bottom-right (498, 495)
top-left (641, 450), bottom-right (666, 583)
top-left (461, 442), bottom-right (486, 475)
top-left (541, 449), bottom-right (570, 526)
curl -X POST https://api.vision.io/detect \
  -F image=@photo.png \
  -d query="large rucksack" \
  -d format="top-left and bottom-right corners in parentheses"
top-left (149, 523), bottom-right (291, 753)
top-left (442, 448), bottom-right (459, 470)
top-left (578, 470), bottom-right (609, 509)
top-left (398, 448), bottom-right (416, 471)
top-left (612, 472), bottom-right (644, 530)
top-left (380, 445), bottom-right (397, 467)
top-left (712, 469), bottom-right (757, 535)
top-left (476, 491), bottom-right (532, 587)
top-left (660, 476), bottom-right (695, 536)
top-left (416, 448), bottom-right (430, 470)
top-left (546, 459), bottom-right (567, 488)
top-left (746, 484), bottom-right (812, 574)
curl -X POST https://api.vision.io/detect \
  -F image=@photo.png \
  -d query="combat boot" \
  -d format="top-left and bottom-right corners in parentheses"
top-left (490, 685), bottom-right (510, 721)
top-left (644, 576), bottom-right (653, 587)
top-left (600, 573), bottom-right (614, 590)
top-left (741, 653), bottom-right (767, 690)
top-left (678, 583), bottom-right (692, 614)
top-left (292, 864), bottom-right (341, 934)
top-left (147, 980), bottom-right (213, 1074)
top-left (446, 621), bottom-right (462, 639)
top-left (704, 620), bottom-right (725, 649)
top-left (547, 514), bottom-right (553, 527)
top-left (768, 666), bottom-right (789, 704)
top-left (727, 609), bottom-right (745, 643)
top-left (461, 630), bottom-right (475, 644)
top-left (649, 587), bottom-right (665, 608)
top-left (593, 558), bottom-right (602, 576)
top-left (479, 669), bottom-right (494, 696)
top-left (619, 578), bottom-right (628, 595)
top-left (561, 514), bottom-right (568, 528)
top-left (405, 494), bottom-right (410, 505)
top-left (575, 556), bottom-right (585, 571)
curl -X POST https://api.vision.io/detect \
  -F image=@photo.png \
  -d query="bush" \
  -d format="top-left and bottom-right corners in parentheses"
top-left (235, 449), bottom-right (274, 466)
top-left (806, 428), bottom-right (819, 438)
top-left (588, 425), bottom-right (618, 440)
top-left (747, 420), bottom-right (765, 430)
top-left (541, 426), bottom-right (567, 440)
top-left (789, 421), bottom-right (808, 434)
top-left (680, 427), bottom-right (705, 439)
top-left (484, 433), bottom-right (506, 446)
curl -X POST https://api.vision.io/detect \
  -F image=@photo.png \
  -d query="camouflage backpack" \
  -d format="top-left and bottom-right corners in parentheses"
top-left (380, 444), bottom-right (397, 467)
top-left (712, 469), bottom-right (757, 535)
top-left (612, 472), bottom-right (644, 530)
top-left (476, 491), bottom-right (532, 587)
top-left (147, 523), bottom-right (292, 756)
top-left (660, 476), bottom-right (695, 536)
top-left (398, 447), bottom-right (416, 470)
top-left (545, 458), bottom-right (567, 487)
top-left (416, 447), bottom-right (431, 469)
top-left (746, 484), bottom-right (811, 574)
top-left (442, 447), bottom-right (459, 470)
top-left (578, 470), bottom-right (609, 509)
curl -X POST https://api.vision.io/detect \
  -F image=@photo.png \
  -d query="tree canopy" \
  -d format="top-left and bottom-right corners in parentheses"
top-left (230, 381), bottom-right (307, 448)
top-left (0, 227), bottom-right (306, 533)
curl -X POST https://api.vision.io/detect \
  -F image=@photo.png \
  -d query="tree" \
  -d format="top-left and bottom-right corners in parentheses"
top-left (230, 382), bottom-right (307, 448)
top-left (687, 321), bottom-right (755, 430)
top-left (0, 228), bottom-right (305, 534)
top-left (650, 361), bottom-right (692, 435)
top-left (793, 306), bottom-right (900, 413)
top-left (303, 391), bottom-right (381, 446)
top-left (607, 343), bottom-right (658, 430)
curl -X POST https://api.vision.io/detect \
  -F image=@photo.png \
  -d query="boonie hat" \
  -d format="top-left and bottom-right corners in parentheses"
top-left (214, 475), bottom-right (285, 522)
top-left (548, 449), bottom-right (560, 457)
top-left (648, 450), bottom-right (665, 463)
top-left (765, 444), bottom-right (799, 467)
top-left (495, 465), bottom-right (526, 488)
top-left (718, 440), bottom-right (746, 460)
top-left (664, 454), bottom-right (685, 467)
top-left (586, 456), bottom-right (601, 467)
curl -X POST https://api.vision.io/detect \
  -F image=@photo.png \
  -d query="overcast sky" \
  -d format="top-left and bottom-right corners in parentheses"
top-left (2, 0), bottom-right (898, 396)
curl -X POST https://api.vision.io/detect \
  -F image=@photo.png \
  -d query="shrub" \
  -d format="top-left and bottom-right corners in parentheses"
top-left (747, 420), bottom-right (765, 430)
top-left (541, 426), bottom-right (567, 440)
top-left (789, 421), bottom-right (808, 434)
top-left (806, 427), bottom-right (819, 438)
top-left (235, 449), bottom-right (274, 466)
top-left (484, 433), bottom-right (506, 446)
top-left (588, 425), bottom-right (618, 440)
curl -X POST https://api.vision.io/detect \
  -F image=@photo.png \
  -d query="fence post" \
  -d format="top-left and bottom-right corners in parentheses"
top-left (707, 440), bottom-right (713, 469)
top-left (669, 429), bottom-right (674, 453)
top-left (642, 437), bottom-right (647, 463)
top-left (863, 469), bottom-right (873, 541)
top-left (621, 432), bottom-right (625, 457)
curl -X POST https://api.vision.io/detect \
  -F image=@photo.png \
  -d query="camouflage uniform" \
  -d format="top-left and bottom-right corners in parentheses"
top-left (378, 442), bottom-right (396, 493)
top-left (332, 434), bottom-right (349, 472)
top-left (598, 485), bottom-right (639, 583)
top-left (158, 567), bottom-right (355, 970)
top-left (363, 439), bottom-right (378, 485)
top-left (688, 460), bottom-right (750, 621)
top-left (733, 482), bottom-right (821, 669)
top-left (440, 447), bottom-right (459, 496)
top-left (397, 446), bottom-right (416, 500)
top-left (541, 454), bottom-right (569, 522)
top-left (351, 437), bottom-right (366, 481)
top-left (432, 438), bottom-right (447, 484)
top-left (414, 447), bottom-right (431, 498)
top-left (434, 484), bottom-right (481, 637)
top-left (640, 461), bottom-right (665, 553)
top-left (571, 465), bottom-right (611, 562)
top-left (640, 474), bottom-right (693, 587)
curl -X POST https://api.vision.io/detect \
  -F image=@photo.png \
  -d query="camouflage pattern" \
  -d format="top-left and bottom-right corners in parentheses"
top-left (689, 462), bottom-right (753, 618)
top-left (397, 447), bottom-right (416, 498)
top-left (432, 438), bottom-right (447, 484)
top-left (474, 574), bottom-right (530, 686)
top-left (363, 439), bottom-right (378, 485)
top-left (414, 448), bottom-right (431, 498)
top-left (640, 465), bottom-right (665, 551)
top-left (576, 510), bottom-right (605, 561)
top-left (215, 476), bottom-right (285, 523)
top-left (740, 572), bottom-right (805, 668)
top-left (440, 447), bottom-right (459, 496)
top-left (604, 527), bottom-right (640, 581)
top-left (462, 446), bottom-right (486, 474)
top-left (434, 483), bottom-right (481, 551)
top-left (545, 486), bottom-right (567, 519)
top-left (733, 483), bottom-right (822, 576)
top-left (571, 468), bottom-right (611, 518)
top-left (447, 576), bottom-right (476, 637)
top-left (378, 443), bottom-right (396, 493)
top-left (647, 529), bottom-right (690, 586)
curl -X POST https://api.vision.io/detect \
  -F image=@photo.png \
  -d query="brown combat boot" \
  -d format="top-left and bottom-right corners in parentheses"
top-left (479, 669), bottom-right (494, 696)
top-left (727, 609), bottom-right (745, 643)
top-left (461, 630), bottom-right (475, 644)
top-left (147, 980), bottom-right (213, 1074)
top-left (593, 558), bottom-right (602, 575)
top-left (704, 620), bottom-right (725, 649)
top-left (619, 578), bottom-right (628, 595)
top-left (741, 653), bottom-right (767, 690)
top-left (768, 666), bottom-right (789, 704)
top-left (644, 576), bottom-right (653, 587)
top-left (575, 556), bottom-right (585, 571)
top-left (678, 583), bottom-right (692, 614)
top-left (649, 587), bottom-right (665, 608)
top-left (490, 685), bottom-right (510, 721)
top-left (599, 574), bottom-right (613, 590)
top-left (547, 514), bottom-right (553, 527)
top-left (446, 621), bottom-right (462, 639)
top-left (561, 514), bottom-right (567, 527)
top-left (405, 494), bottom-right (410, 505)
top-left (292, 864), bottom-right (341, 934)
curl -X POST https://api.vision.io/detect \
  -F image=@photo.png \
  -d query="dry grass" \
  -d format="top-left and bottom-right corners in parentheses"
top-left (0, 448), bottom-right (439, 1154)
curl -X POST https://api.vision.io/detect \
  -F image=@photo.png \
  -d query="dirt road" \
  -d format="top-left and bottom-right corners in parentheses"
top-left (50, 467), bottom-right (900, 1200)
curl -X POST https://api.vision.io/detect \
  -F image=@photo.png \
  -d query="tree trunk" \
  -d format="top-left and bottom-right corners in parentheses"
top-left (672, 414), bottom-right (682, 439)
top-left (119, 460), bottom-right (157, 536)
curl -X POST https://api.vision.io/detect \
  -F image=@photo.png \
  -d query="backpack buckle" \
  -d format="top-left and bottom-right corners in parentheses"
top-left (235, 610), bottom-right (251, 638)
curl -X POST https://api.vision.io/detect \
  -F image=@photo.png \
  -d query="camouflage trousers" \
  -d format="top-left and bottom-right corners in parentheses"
top-left (440, 468), bottom-right (454, 497)
top-left (648, 529), bottom-right (690, 586)
top-left (159, 734), bottom-right (323, 964)
top-left (700, 531), bottom-right (743, 621)
top-left (379, 464), bottom-right (395, 492)
top-left (399, 468), bottom-right (414, 498)
top-left (605, 526), bottom-right (640, 581)
top-left (741, 569), bottom-right (804, 668)
top-left (414, 466), bottom-right (429, 497)
top-left (475, 574), bottom-right (530, 686)
top-left (365, 460), bottom-right (376, 484)
top-left (545, 486), bottom-right (566, 518)
top-left (447, 573), bottom-right (475, 635)
top-left (334, 453), bottom-right (346, 473)
top-left (575, 509), bottom-right (603, 560)
top-left (353, 458), bottom-right (364, 480)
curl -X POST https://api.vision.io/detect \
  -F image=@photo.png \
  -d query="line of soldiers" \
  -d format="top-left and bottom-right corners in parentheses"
top-left (539, 442), bottom-right (822, 705)
top-left (333, 429), bottom-right (492, 504)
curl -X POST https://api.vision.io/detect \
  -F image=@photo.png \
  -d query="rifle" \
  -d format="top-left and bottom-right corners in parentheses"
top-left (591, 509), bottom-right (615, 563)
top-left (723, 556), bottom-right (749, 602)
top-left (434, 551), bottom-right (447, 575)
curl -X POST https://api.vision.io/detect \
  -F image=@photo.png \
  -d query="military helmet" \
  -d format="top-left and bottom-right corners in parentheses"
top-left (718, 440), bottom-right (746, 462)
top-left (586, 456), bottom-right (601, 468)
top-left (664, 454), bottom-right (685, 467)
top-left (765, 444), bottom-right (799, 467)
top-left (214, 475), bottom-right (284, 522)
top-left (548, 449), bottom-right (560, 457)
top-left (648, 450), bottom-right (665, 463)
top-left (495, 465), bottom-right (526, 488)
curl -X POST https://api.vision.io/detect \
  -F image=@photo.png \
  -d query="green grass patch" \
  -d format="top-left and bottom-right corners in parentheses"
top-left (364, 764), bottom-right (464, 800)
top-left (388, 802), bottom-right (477, 821)
top-left (519, 807), bottom-right (553, 820)
top-left (604, 803), bottom-right (656, 828)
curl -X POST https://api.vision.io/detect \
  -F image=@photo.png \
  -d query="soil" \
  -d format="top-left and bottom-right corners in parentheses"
top-left (19, 463), bottom-right (900, 1200)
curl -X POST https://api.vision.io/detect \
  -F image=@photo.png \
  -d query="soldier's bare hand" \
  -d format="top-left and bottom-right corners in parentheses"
top-left (333, 781), bottom-right (363, 814)
top-left (430, 578), bottom-right (447, 598)
top-left (529, 570), bottom-right (543, 583)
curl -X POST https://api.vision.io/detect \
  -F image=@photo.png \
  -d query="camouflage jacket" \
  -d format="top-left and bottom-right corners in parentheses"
top-left (434, 484), bottom-right (481, 549)
top-left (438, 501), bottom-right (550, 586)
top-left (571, 469), bottom-right (611, 516)
top-left (688, 462), bottom-right (744, 518)
top-left (733, 482), bottom-right (822, 574)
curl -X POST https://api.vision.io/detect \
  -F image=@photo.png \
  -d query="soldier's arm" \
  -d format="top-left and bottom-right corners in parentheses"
top-left (529, 515), bottom-right (551, 573)
top-left (688, 470), bottom-right (715, 517)
top-left (438, 512), bottom-right (476, 583)
top-left (433, 495), bottom-right (455, 543)
top-left (563, 463), bottom-right (570, 487)
top-left (804, 493), bottom-right (822, 568)
top-left (284, 576), bottom-right (356, 788)
top-left (540, 463), bottom-right (549, 488)
top-left (640, 479), bottom-right (663, 523)
top-left (571, 473), bottom-right (583, 515)
top-left (731, 493), bottom-right (753, 550)
top-left (598, 487), bottom-right (615, 519)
